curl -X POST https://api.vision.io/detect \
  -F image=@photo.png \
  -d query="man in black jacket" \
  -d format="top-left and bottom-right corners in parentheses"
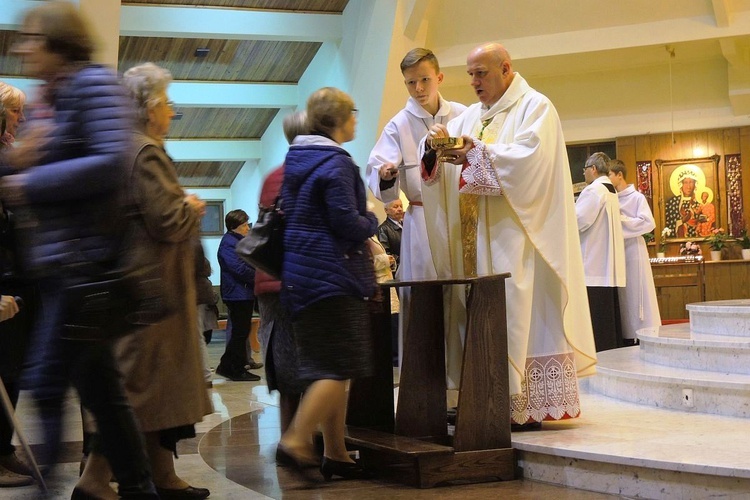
top-left (377, 199), bottom-right (403, 272)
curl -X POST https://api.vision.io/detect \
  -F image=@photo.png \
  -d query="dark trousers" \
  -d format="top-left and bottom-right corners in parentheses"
top-left (0, 282), bottom-right (36, 456)
top-left (220, 299), bottom-right (254, 373)
top-left (0, 377), bottom-right (19, 456)
top-left (26, 281), bottom-right (157, 498)
top-left (586, 286), bottom-right (623, 352)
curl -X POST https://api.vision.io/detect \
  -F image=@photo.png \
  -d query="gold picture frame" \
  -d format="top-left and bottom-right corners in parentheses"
top-left (656, 155), bottom-right (720, 241)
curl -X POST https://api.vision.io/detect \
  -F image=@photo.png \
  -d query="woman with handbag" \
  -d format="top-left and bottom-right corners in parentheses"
top-left (276, 87), bottom-right (378, 481)
top-left (76, 62), bottom-right (213, 500)
top-left (254, 111), bottom-right (309, 444)
top-left (0, 2), bottom-right (158, 498)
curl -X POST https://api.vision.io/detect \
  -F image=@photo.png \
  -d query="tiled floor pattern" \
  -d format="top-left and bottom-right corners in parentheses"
top-left (5, 331), bottom-right (622, 499)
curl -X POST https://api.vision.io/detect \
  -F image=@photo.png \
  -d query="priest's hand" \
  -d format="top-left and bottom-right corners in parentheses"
top-left (440, 135), bottom-right (475, 165)
top-left (427, 123), bottom-right (450, 144)
top-left (0, 295), bottom-right (19, 322)
top-left (379, 162), bottom-right (399, 181)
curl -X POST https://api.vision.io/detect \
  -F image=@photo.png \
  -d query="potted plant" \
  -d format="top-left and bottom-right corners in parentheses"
top-left (738, 229), bottom-right (750, 260)
top-left (658, 227), bottom-right (672, 258)
top-left (705, 227), bottom-right (728, 260)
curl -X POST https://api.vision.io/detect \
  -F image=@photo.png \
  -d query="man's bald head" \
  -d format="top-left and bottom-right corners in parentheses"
top-left (466, 42), bottom-right (514, 106)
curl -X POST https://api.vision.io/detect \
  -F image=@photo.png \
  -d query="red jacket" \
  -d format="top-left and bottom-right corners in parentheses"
top-left (253, 165), bottom-right (284, 296)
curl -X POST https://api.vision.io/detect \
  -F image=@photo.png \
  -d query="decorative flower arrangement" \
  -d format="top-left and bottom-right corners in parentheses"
top-left (659, 227), bottom-right (672, 253)
top-left (679, 241), bottom-right (702, 256)
top-left (738, 228), bottom-right (750, 250)
top-left (705, 227), bottom-right (729, 251)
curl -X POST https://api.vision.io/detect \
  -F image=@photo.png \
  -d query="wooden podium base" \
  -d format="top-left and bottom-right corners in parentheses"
top-left (346, 274), bottom-right (516, 488)
top-left (344, 426), bottom-right (515, 488)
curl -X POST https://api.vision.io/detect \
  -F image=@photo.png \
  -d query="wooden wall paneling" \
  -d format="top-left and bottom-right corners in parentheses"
top-left (702, 262), bottom-right (750, 302)
top-left (653, 263), bottom-right (704, 319)
top-left (721, 128), bottom-right (740, 156)
top-left (704, 263), bottom-right (727, 301)
top-left (741, 127), bottom-right (750, 230)
top-left (123, 0), bottom-right (350, 13)
top-left (615, 136), bottom-right (636, 183)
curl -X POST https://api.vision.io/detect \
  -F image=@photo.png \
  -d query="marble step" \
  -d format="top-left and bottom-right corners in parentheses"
top-left (638, 323), bottom-right (750, 374)
top-left (584, 346), bottom-right (750, 418)
top-left (686, 299), bottom-right (750, 337)
top-left (513, 387), bottom-right (750, 499)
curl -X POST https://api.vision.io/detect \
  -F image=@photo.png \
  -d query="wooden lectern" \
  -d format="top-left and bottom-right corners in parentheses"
top-left (345, 273), bottom-right (516, 488)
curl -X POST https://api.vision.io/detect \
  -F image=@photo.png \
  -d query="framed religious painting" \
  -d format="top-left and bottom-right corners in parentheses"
top-left (656, 155), bottom-right (720, 241)
top-left (200, 200), bottom-right (225, 236)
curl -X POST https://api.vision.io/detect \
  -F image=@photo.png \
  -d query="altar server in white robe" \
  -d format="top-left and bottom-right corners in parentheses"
top-left (576, 152), bottom-right (627, 352)
top-left (367, 48), bottom-right (466, 369)
top-left (608, 159), bottom-right (661, 343)
top-left (420, 42), bottom-right (597, 425)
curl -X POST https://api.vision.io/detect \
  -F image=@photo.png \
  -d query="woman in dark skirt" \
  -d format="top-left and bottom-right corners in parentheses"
top-left (277, 87), bottom-right (378, 481)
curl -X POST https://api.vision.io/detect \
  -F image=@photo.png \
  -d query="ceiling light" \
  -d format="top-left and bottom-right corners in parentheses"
top-left (194, 48), bottom-right (210, 57)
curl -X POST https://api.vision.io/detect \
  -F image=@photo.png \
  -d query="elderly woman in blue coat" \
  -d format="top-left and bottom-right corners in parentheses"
top-left (277, 87), bottom-right (378, 481)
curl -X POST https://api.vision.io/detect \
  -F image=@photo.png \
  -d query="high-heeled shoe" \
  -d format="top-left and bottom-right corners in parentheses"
top-left (320, 457), bottom-right (371, 481)
top-left (70, 487), bottom-right (105, 500)
top-left (154, 485), bottom-right (210, 499)
top-left (275, 443), bottom-right (320, 470)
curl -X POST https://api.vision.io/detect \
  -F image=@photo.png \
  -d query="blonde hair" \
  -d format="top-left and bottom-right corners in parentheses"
top-left (0, 82), bottom-right (25, 110)
top-left (122, 62), bottom-right (173, 125)
top-left (306, 87), bottom-right (354, 137)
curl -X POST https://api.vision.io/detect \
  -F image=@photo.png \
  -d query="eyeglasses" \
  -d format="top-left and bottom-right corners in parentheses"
top-left (13, 32), bottom-right (46, 46)
top-left (351, 108), bottom-right (359, 116)
top-left (582, 165), bottom-right (594, 173)
top-left (149, 98), bottom-right (175, 109)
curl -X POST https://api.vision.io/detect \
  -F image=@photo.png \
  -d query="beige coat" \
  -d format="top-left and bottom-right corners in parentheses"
top-left (115, 131), bottom-right (213, 432)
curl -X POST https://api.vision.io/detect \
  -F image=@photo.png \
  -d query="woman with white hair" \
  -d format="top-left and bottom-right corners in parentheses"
top-left (77, 62), bottom-right (212, 500)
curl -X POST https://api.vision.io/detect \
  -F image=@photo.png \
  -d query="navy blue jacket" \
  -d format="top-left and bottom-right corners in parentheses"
top-left (16, 65), bottom-right (134, 277)
top-left (218, 230), bottom-right (255, 301)
top-left (280, 137), bottom-right (377, 318)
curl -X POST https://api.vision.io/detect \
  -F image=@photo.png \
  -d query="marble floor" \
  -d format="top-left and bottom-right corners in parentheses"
top-left (4, 332), bottom-right (620, 499)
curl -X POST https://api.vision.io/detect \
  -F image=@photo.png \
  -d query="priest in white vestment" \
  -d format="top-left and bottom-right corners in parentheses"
top-left (419, 43), bottom-right (597, 425)
top-left (576, 152), bottom-right (627, 351)
top-left (608, 160), bottom-right (661, 342)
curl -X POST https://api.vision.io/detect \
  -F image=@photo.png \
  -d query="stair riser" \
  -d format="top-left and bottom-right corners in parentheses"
top-left (585, 373), bottom-right (750, 418)
top-left (640, 342), bottom-right (750, 374)
top-left (688, 309), bottom-right (750, 337)
top-left (518, 451), bottom-right (750, 499)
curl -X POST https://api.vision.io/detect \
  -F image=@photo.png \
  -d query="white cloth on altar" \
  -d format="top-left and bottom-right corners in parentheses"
top-left (616, 185), bottom-right (661, 339)
top-left (576, 176), bottom-right (627, 287)
top-left (366, 95), bottom-right (466, 281)
top-left (419, 73), bottom-right (597, 422)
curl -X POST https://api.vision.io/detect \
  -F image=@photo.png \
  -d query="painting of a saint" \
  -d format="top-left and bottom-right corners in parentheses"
top-left (664, 164), bottom-right (715, 238)
top-left (696, 191), bottom-right (716, 236)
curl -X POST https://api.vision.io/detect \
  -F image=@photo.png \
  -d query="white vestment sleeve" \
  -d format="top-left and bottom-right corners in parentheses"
top-left (366, 121), bottom-right (403, 203)
top-left (620, 197), bottom-right (655, 238)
